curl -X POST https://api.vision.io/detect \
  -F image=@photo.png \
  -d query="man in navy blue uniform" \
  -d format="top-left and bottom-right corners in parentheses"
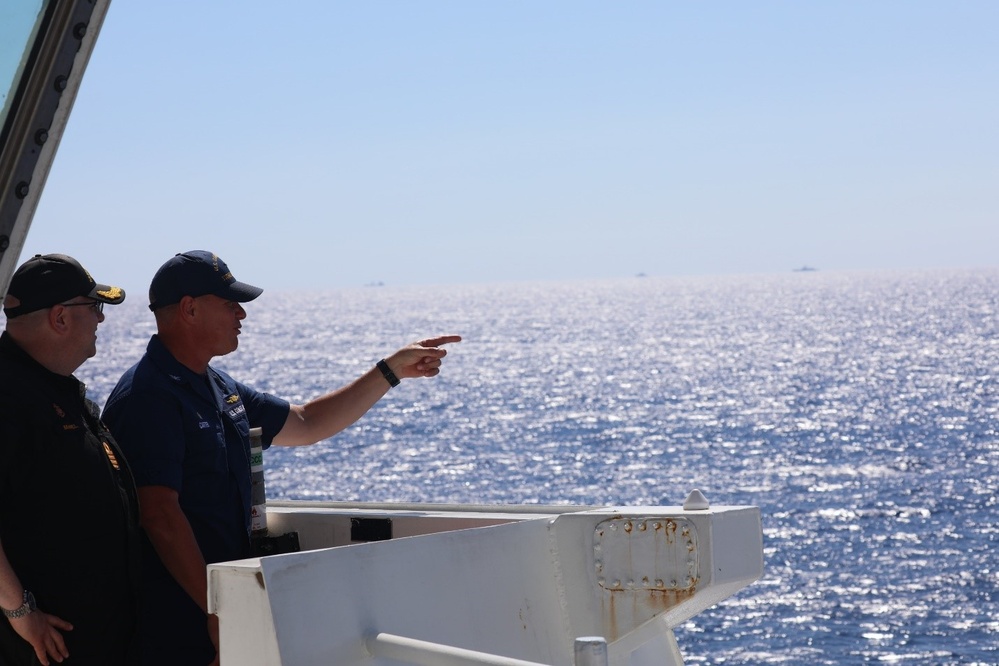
top-left (0, 254), bottom-right (139, 666)
top-left (102, 250), bottom-right (459, 666)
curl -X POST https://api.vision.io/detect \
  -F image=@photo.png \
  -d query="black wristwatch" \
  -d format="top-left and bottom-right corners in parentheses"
top-left (2, 590), bottom-right (36, 619)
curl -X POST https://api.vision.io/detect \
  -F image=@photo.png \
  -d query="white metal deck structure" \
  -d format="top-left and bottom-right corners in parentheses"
top-left (209, 495), bottom-right (762, 666)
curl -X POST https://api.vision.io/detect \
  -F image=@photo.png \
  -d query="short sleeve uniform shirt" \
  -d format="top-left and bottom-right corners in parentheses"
top-left (102, 334), bottom-right (289, 662)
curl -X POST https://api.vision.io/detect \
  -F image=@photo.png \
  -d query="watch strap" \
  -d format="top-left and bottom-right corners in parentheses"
top-left (377, 359), bottom-right (401, 387)
top-left (2, 590), bottom-right (36, 619)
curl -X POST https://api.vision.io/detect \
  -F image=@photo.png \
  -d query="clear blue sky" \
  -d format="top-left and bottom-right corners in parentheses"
top-left (19, 1), bottom-right (999, 293)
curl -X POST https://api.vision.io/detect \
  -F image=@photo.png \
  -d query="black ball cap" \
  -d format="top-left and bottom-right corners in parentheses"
top-left (4, 253), bottom-right (125, 318)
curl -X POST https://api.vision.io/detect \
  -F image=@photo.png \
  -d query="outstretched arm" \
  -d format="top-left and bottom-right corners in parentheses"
top-left (273, 335), bottom-right (461, 447)
top-left (0, 539), bottom-right (73, 666)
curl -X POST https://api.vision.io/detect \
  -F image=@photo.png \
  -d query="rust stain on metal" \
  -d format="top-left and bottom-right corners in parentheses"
top-left (663, 519), bottom-right (678, 542)
top-left (603, 583), bottom-right (699, 641)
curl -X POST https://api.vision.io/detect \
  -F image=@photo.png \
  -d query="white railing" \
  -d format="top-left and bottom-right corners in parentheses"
top-left (365, 633), bottom-right (608, 666)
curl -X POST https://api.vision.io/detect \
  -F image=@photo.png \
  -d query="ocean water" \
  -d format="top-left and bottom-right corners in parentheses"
top-left (76, 268), bottom-right (996, 664)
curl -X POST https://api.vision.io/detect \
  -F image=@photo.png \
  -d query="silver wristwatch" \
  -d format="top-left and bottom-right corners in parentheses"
top-left (2, 590), bottom-right (36, 619)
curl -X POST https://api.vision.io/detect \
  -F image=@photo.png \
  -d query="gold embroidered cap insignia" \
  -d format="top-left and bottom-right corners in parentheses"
top-left (96, 286), bottom-right (124, 300)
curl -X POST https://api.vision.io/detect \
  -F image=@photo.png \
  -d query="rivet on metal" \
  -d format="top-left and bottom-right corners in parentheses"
top-left (73, 22), bottom-right (88, 39)
top-left (54, 76), bottom-right (68, 92)
top-left (35, 129), bottom-right (49, 145)
top-left (14, 182), bottom-right (30, 199)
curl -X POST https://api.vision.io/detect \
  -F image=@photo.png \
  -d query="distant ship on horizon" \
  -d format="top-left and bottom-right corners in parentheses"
top-left (793, 266), bottom-right (818, 272)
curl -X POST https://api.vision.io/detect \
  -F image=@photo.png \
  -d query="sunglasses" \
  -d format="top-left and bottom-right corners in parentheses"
top-left (62, 301), bottom-right (104, 314)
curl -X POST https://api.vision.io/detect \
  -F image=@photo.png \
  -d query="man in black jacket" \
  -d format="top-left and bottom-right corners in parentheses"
top-left (0, 254), bottom-right (140, 666)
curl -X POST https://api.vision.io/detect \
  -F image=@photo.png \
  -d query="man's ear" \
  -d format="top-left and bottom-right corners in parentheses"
top-left (178, 295), bottom-right (199, 322)
top-left (48, 304), bottom-right (71, 334)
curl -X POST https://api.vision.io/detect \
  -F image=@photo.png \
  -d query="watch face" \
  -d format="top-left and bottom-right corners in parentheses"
top-left (25, 591), bottom-right (36, 611)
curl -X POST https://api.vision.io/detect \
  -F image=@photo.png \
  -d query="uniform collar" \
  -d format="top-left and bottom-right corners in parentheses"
top-left (146, 334), bottom-right (235, 412)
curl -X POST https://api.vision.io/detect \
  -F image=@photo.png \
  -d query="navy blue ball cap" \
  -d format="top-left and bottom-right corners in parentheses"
top-left (148, 250), bottom-right (263, 311)
top-left (3, 253), bottom-right (126, 318)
